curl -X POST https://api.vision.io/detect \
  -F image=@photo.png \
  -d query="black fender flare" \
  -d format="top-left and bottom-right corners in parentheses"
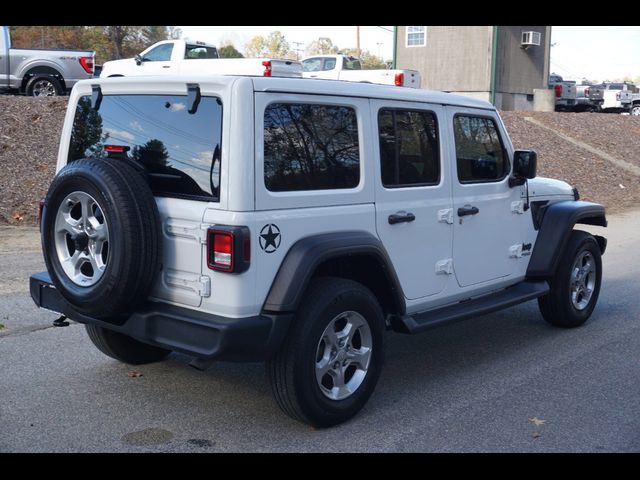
top-left (262, 231), bottom-right (406, 315)
top-left (526, 200), bottom-right (607, 279)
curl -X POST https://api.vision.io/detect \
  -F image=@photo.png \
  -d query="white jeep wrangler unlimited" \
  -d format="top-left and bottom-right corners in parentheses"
top-left (31, 74), bottom-right (607, 427)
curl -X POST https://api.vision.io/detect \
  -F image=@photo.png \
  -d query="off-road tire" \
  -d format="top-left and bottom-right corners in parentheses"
top-left (538, 230), bottom-right (602, 328)
top-left (267, 277), bottom-right (385, 428)
top-left (42, 158), bottom-right (161, 318)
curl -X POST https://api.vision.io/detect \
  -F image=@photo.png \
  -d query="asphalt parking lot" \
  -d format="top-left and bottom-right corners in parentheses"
top-left (1, 211), bottom-right (639, 452)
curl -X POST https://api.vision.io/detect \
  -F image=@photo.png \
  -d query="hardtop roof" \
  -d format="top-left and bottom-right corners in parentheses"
top-left (89, 75), bottom-right (495, 110)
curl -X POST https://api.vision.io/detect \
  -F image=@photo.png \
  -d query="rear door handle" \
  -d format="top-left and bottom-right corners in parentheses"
top-left (388, 212), bottom-right (416, 225)
top-left (162, 65), bottom-right (171, 68)
top-left (457, 205), bottom-right (479, 217)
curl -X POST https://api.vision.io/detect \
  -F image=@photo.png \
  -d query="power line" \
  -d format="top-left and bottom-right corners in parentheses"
top-left (376, 26), bottom-right (393, 33)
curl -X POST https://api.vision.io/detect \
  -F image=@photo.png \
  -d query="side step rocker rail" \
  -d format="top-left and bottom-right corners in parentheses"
top-left (396, 281), bottom-right (549, 334)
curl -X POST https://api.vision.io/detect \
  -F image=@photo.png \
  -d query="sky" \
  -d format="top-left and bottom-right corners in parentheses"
top-left (178, 26), bottom-right (640, 82)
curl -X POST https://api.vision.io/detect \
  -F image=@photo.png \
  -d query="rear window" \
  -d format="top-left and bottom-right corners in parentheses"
top-left (185, 45), bottom-right (219, 59)
top-left (263, 103), bottom-right (360, 192)
top-left (67, 94), bottom-right (222, 201)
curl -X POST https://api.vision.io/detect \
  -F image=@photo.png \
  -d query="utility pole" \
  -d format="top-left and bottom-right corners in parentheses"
top-left (356, 26), bottom-right (360, 55)
top-left (376, 42), bottom-right (383, 62)
top-left (292, 41), bottom-right (304, 60)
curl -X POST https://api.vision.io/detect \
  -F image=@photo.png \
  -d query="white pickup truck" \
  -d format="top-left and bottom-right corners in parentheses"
top-left (301, 54), bottom-right (421, 88)
top-left (100, 38), bottom-right (301, 78)
top-left (589, 82), bottom-right (638, 113)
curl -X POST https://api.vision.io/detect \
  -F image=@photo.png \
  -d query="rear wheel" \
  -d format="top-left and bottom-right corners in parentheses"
top-left (267, 277), bottom-right (385, 427)
top-left (538, 230), bottom-right (602, 328)
top-left (26, 74), bottom-right (63, 96)
top-left (85, 325), bottom-right (170, 364)
top-left (631, 105), bottom-right (640, 116)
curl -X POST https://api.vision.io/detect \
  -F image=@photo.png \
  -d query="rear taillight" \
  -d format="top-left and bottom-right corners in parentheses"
top-left (262, 60), bottom-right (272, 77)
top-left (79, 56), bottom-right (94, 75)
top-left (554, 84), bottom-right (562, 98)
top-left (207, 226), bottom-right (251, 273)
top-left (585, 88), bottom-right (590, 97)
top-left (616, 92), bottom-right (621, 101)
top-left (38, 198), bottom-right (45, 232)
top-left (394, 72), bottom-right (404, 86)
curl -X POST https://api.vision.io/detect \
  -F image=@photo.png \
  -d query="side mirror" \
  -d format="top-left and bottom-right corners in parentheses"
top-left (509, 149), bottom-right (537, 187)
top-left (135, 54), bottom-right (143, 66)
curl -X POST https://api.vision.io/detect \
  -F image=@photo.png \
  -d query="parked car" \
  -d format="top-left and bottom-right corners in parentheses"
top-left (100, 38), bottom-right (301, 78)
top-left (574, 83), bottom-right (599, 112)
top-left (548, 73), bottom-right (576, 111)
top-left (31, 73), bottom-right (607, 428)
top-left (0, 25), bottom-right (95, 96)
top-left (588, 82), bottom-right (637, 113)
top-left (617, 85), bottom-right (640, 115)
top-left (301, 54), bottom-right (421, 88)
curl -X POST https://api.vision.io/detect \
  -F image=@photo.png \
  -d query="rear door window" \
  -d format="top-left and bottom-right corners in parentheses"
top-left (378, 108), bottom-right (440, 187)
top-left (67, 94), bottom-right (222, 201)
top-left (302, 58), bottom-right (323, 72)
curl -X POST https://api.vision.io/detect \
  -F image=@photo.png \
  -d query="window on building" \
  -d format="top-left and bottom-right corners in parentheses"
top-left (453, 115), bottom-right (509, 183)
top-left (378, 109), bottom-right (439, 187)
top-left (406, 26), bottom-right (426, 47)
top-left (264, 103), bottom-right (360, 192)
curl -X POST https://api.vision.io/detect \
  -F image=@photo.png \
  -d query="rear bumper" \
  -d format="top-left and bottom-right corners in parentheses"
top-left (30, 272), bottom-right (291, 362)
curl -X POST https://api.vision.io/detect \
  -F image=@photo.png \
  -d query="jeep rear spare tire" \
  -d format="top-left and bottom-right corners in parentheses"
top-left (42, 158), bottom-right (161, 319)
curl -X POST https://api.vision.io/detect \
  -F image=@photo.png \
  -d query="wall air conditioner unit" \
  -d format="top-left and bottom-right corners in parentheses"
top-left (521, 31), bottom-right (542, 48)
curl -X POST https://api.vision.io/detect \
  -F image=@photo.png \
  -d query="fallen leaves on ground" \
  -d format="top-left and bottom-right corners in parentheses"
top-left (528, 416), bottom-right (546, 427)
top-left (532, 432), bottom-right (541, 438)
top-left (128, 371), bottom-right (143, 378)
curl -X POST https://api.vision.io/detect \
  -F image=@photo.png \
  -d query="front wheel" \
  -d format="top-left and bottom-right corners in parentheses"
top-left (538, 230), bottom-right (602, 328)
top-left (267, 277), bottom-right (385, 428)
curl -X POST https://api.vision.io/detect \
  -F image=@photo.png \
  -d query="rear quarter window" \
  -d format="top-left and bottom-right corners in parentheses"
top-left (263, 103), bottom-right (360, 192)
top-left (67, 94), bottom-right (222, 201)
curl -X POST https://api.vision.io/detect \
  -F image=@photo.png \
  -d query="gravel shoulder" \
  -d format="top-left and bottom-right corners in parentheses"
top-left (2, 96), bottom-right (640, 226)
